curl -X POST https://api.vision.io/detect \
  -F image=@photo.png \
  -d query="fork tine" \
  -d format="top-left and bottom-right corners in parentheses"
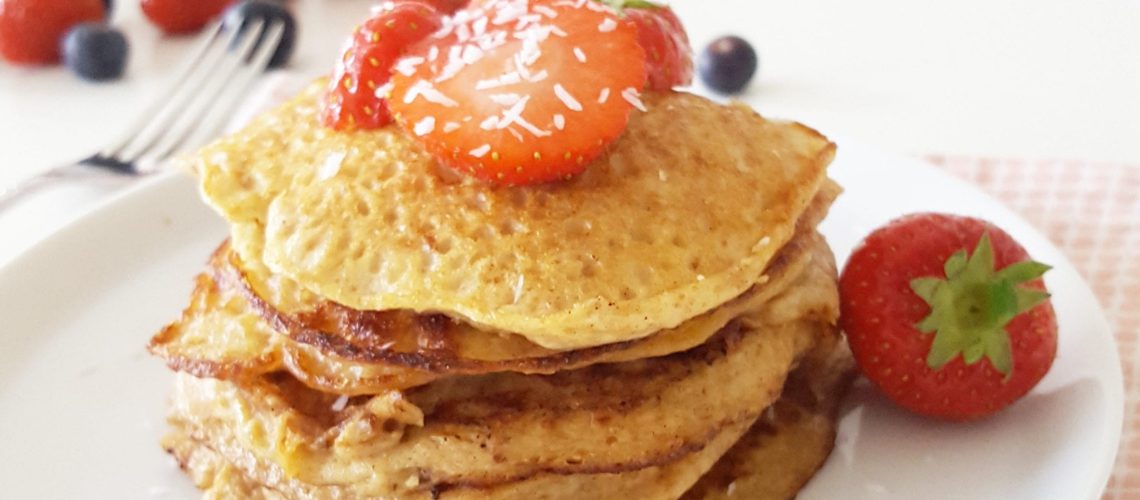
top-left (169, 22), bottom-right (289, 159)
top-left (117, 21), bottom-right (264, 164)
top-left (97, 23), bottom-right (235, 160)
top-left (136, 19), bottom-right (272, 165)
top-left (0, 17), bottom-right (285, 212)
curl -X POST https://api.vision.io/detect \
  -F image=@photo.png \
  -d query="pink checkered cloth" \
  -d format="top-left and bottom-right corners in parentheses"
top-left (926, 156), bottom-right (1140, 499)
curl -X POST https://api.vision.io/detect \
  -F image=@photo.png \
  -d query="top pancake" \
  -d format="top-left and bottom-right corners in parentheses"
top-left (193, 81), bottom-right (835, 349)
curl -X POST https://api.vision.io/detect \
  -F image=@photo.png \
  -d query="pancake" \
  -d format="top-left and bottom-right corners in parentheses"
top-left (684, 335), bottom-right (856, 500)
top-left (165, 405), bottom-right (755, 500)
top-left (161, 320), bottom-right (852, 500)
top-left (150, 229), bottom-right (838, 395)
top-left (160, 304), bottom-right (833, 498)
top-left (147, 270), bottom-right (283, 381)
top-left (238, 180), bottom-right (838, 369)
top-left (194, 83), bottom-right (836, 348)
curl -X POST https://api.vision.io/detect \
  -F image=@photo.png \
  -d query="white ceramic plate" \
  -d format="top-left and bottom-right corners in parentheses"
top-left (0, 141), bottom-right (1122, 499)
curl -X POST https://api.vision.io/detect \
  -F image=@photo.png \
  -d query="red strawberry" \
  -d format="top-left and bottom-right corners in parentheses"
top-left (321, 1), bottom-right (445, 131)
top-left (617, 1), bottom-right (692, 90)
top-left (839, 213), bottom-right (1058, 421)
top-left (387, 0), bottom-right (648, 185)
top-left (0, 0), bottom-right (105, 65)
top-left (419, 0), bottom-right (471, 15)
top-left (141, 0), bottom-right (234, 34)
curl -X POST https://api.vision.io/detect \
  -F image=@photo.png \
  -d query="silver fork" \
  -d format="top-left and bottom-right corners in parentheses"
top-left (0, 16), bottom-right (287, 212)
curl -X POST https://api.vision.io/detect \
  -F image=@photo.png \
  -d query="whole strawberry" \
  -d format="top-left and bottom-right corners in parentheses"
top-left (0, 0), bottom-right (105, 65)
top-left (141, 0), bottom-right (234, 34)
top-left (839, 213), bottom-right (1057, 421)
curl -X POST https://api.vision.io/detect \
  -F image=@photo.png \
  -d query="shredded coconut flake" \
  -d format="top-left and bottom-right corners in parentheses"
top-left (554, 84), bottom-right (583, 111)
top-left (496, 95), bottom-right (532, 130)
top-left (515, 13), bottom-right (543, 30)
top-left (514, 116), bottom-right (552, 137)
top-left (598, 17), bottom-right (617, 32)
top-left (456, 22), bottom-right (472, 42)
top-left (318, 151), bottom-right (346, 181)
top-left (461, 45), bottom-right (485, 65)
top-left (480, 116), bottom-right (500, 130)
top-left (573, 47), bottom-right (587, 63)
top-left (621, 87), bottom-right (647, 112)
top-left (394, 56), bottom-right (425, 76)
top-left (443, 121), bottom-right (461, 133)
top-left (473, 16), bottom-right (489, 36)
top-left (428, 45), bottom-right (439, 62)
top-left (526, 69), bottom-right (549, 82)
top-left (752, 236), bottom-right (773, 252)
top-left (493, 2), bottom-right (526, 25)
top-left (490, 93), bottom-right (523, 106)
top-left (436, 45), bottom-right (466, 82)
top-left (583, 0), bottom-right (607, 11)
top-left (331, 395), bottom-right (349, 412)
top-left (534, 5), bottom-right (558, 18)
top-left (470, 144), bottom-right (491, 157)
top-left (374, 81), bottom-right (395, 99)
top-left (476, 71), bottom-right (522, 90)
top-left (403, 80), bottom-right (459, 107)
top-left (512, 274), bottom-right (526, 303)
top-left (478, 30), bottom-right (509, 51)
top-left (553, 114), bottom-right (565, 130)
top-left (414, 116), bottom-right (436, 136)
top-left (598, 87), bottom-right (610, 104)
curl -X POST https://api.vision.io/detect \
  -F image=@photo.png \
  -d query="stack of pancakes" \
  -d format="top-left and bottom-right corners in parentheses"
top-left (149, 83), bottom-right (854, 499)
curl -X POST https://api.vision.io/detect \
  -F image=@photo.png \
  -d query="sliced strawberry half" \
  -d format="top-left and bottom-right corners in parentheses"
top-left (388, 0), bottom-right (648, 185)
top-left (321, 1), bottom-right (445, 131)
top-left (621, 2), bottom-right (693, 90)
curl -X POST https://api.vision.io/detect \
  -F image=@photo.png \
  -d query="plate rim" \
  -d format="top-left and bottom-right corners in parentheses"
top-left (0, 142), bottom-right (1124, 499)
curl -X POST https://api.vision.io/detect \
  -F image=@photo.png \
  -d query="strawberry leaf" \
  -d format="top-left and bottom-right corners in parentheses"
top-left (984, 328), bottom-right (1014, 378)
top-left (996, 260), bottom-right (1051, 283)
top-left (916, 313), bottom-right (940, 335)
top-left (926, 317), bottom-right (962, 369)
top-left (1015, 289), bottom-right (1051, 313)
top-left (910, 277), bottom-right (941, 303)
top-left (600, 0), bottom-right (664, 11)
top-left (910, 232), bottom-right (1051, 377)
top-left (944, 250), bottom-right (967, 278)
top-left (964, 232), bottom-right (996, 278)
top-left (963, 341), bottom-right (986, 365)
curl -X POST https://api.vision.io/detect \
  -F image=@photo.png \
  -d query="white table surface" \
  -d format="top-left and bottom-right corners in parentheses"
top-left (1, 0), bottom-right (1138, 266)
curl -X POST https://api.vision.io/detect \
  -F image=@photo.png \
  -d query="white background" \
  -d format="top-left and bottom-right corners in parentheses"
top-left (1, 0), bottom-right (1138, 265)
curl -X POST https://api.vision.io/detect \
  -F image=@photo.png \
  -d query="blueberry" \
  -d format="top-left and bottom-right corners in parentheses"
top-left (223, 0), bottom-right (298, 69)
top-left (62, 23), bottom-right (129, 82)
top-left (698, 36), bottom-right (758, 95)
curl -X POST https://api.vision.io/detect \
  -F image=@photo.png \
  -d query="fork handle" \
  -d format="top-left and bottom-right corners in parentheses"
top-left (0, 163), bottom-right (120, 214)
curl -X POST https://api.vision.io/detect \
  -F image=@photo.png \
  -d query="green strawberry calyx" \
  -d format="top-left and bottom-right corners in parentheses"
top-left (910, 233), bottom-right (1051, 379)
top-left (599, 0), bottom-right (664, 13)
